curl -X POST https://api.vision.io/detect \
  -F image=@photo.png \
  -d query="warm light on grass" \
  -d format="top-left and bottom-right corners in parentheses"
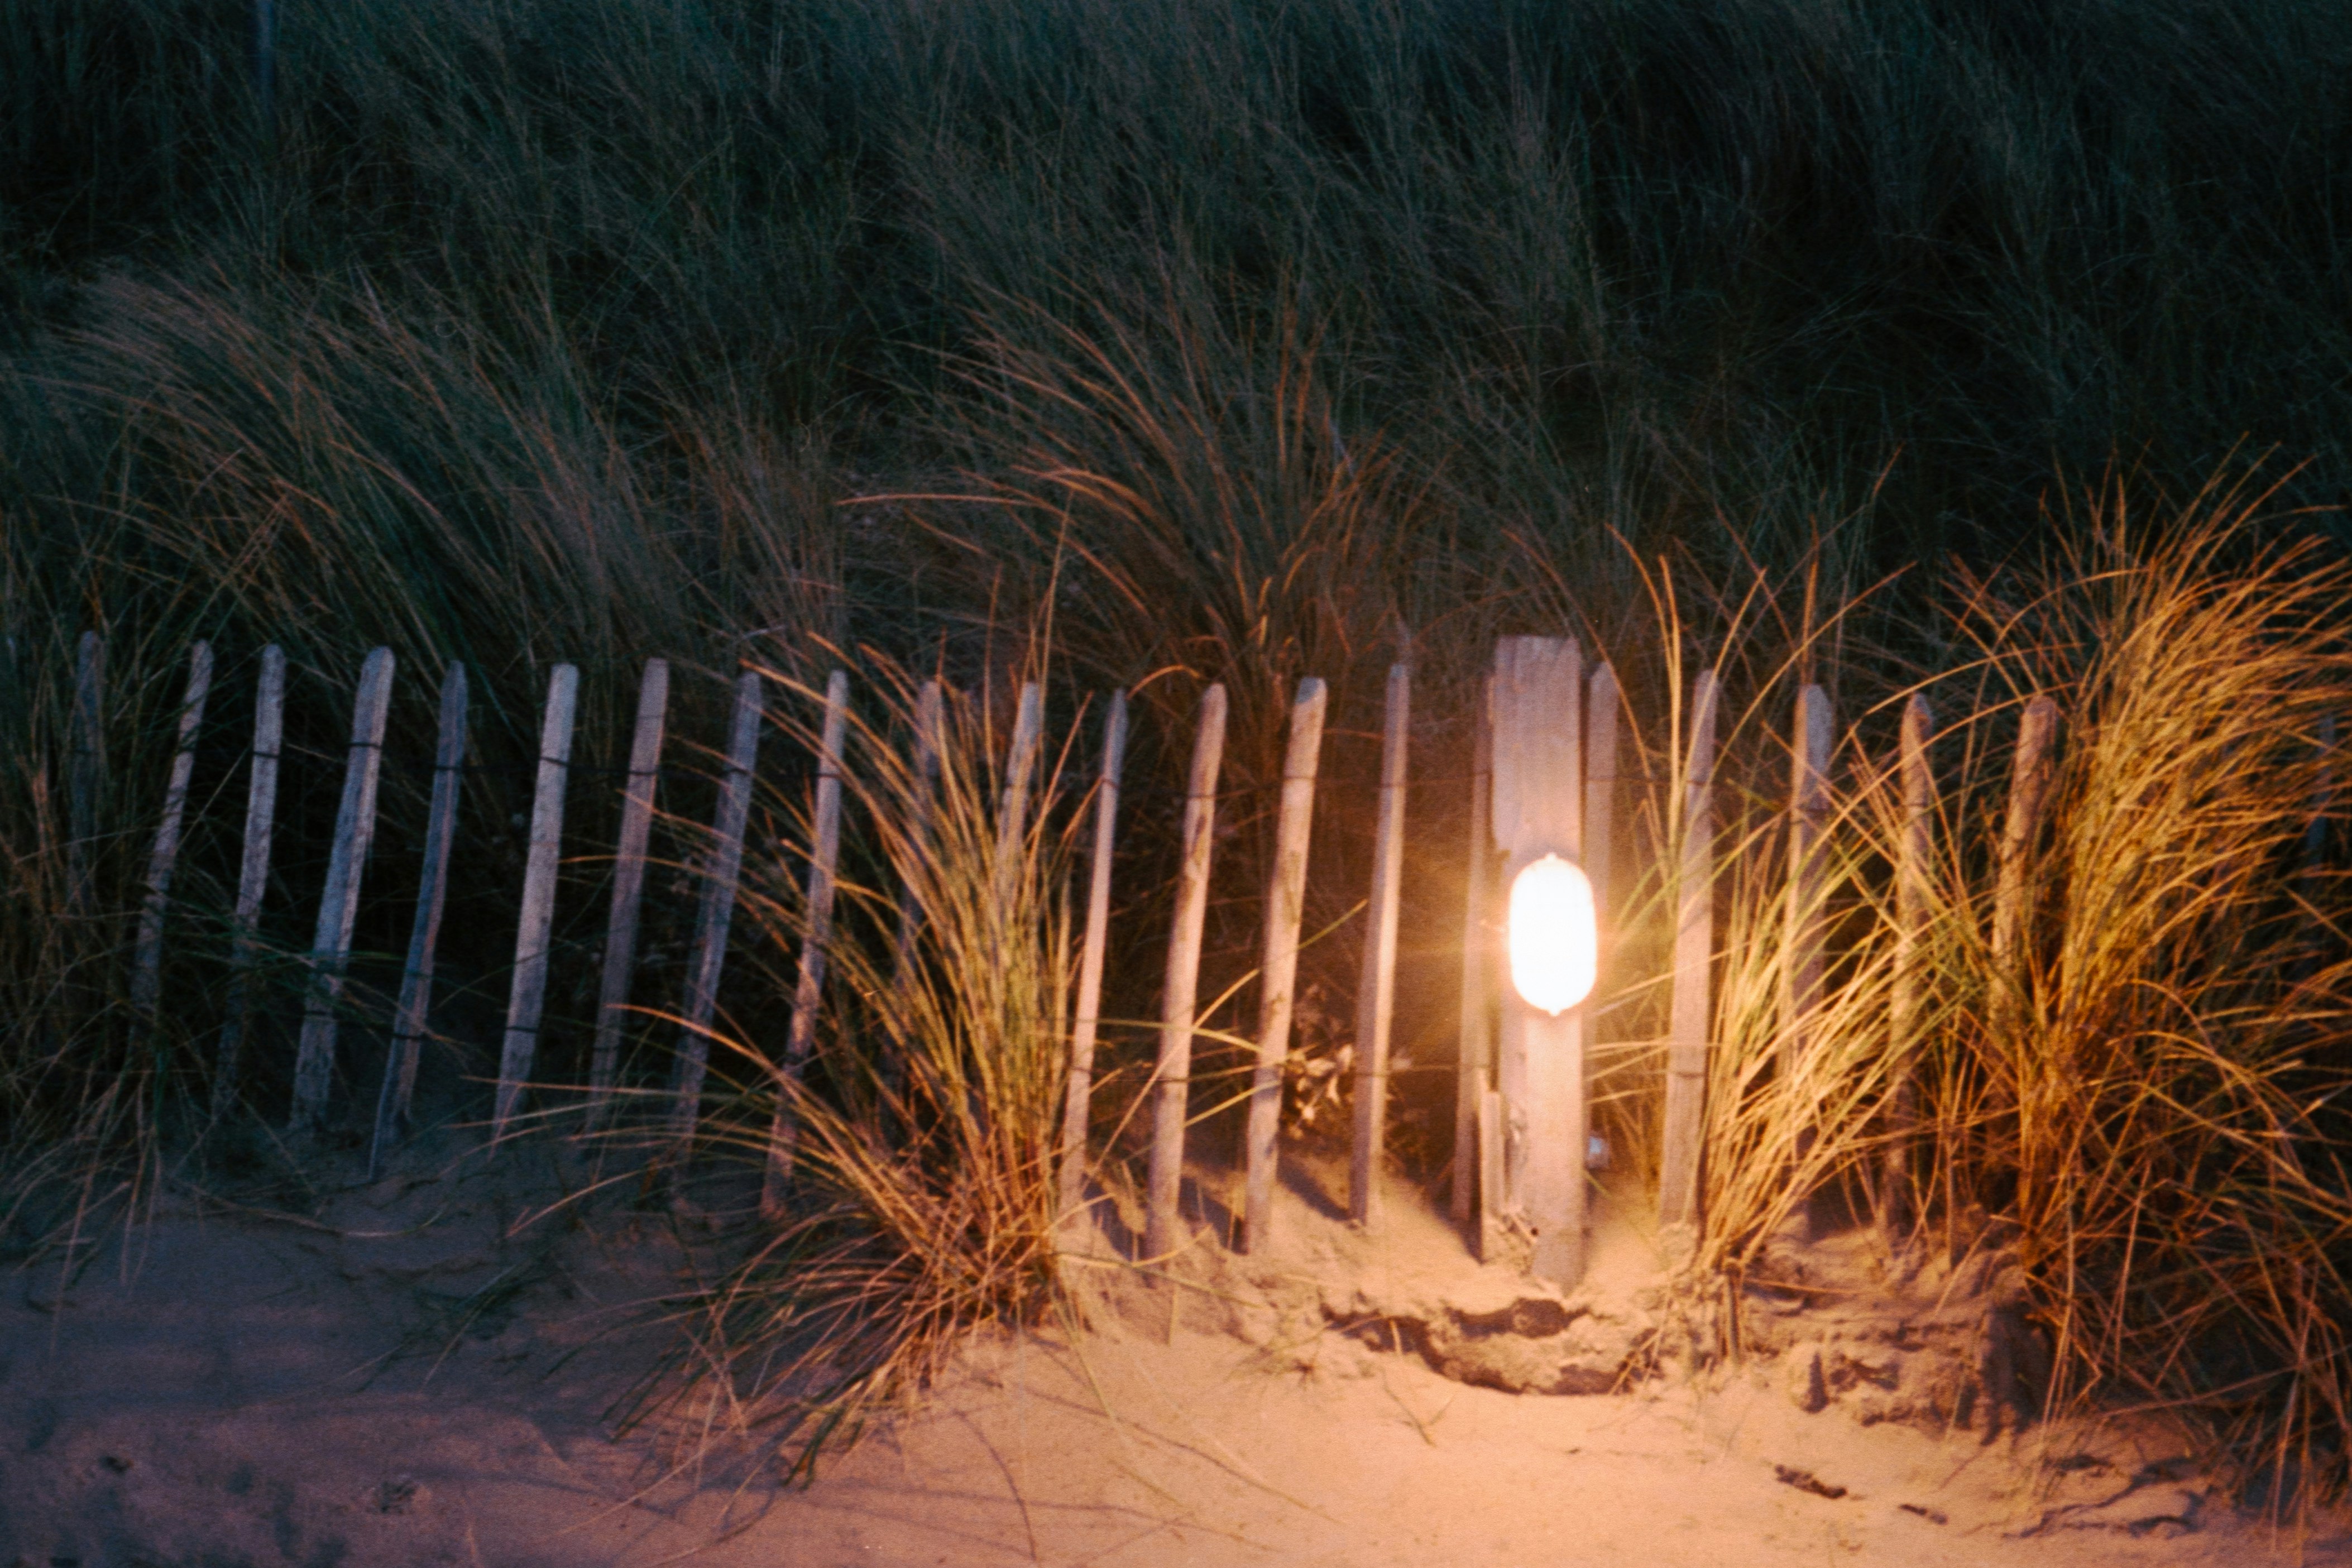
top-left (1507, 853), bottom-right (1597, 1016)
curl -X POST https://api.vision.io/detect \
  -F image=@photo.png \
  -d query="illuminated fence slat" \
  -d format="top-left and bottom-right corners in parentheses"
top-left (1348, 662), bottom-right (1412, 1229)
top-left (1658, 666), bottom-right (1718, 1236)
top-left (1057, 689), bottom-right (1127, 1224)
top-left (1780, 682), bottom-right (1833, 1239)
top-left (885, 679), bottom-right (946, 1108)
top-left (1584, 663), bottom-right (1620, 958)
top-left (1243, 677), bottom-right (1327, 1253)
top-left (1145, 683), bottom-right (1227, 1270)
top-left (1449, 670), bottom-right (1493, 1231)
top-left (1781, 684), bottom-right (1833, 1084)
top-left (1876, 694), bottom-right (1937, 1243)
top-left (1989, 696), bottom-right (2059, 1049)
top-left (995, 682), bottom-right (1043, 909)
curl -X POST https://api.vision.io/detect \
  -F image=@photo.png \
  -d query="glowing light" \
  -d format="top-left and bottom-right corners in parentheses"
top-left (1507, 853), bottom-right (1598, 1016)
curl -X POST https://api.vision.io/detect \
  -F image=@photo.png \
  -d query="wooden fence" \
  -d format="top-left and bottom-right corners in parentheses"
top-left (59, 632), bottom-right (2085, 1286)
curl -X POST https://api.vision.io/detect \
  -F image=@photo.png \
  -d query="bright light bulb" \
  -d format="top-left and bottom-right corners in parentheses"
top-left (1507, 853), bottom-right (1598, 1016)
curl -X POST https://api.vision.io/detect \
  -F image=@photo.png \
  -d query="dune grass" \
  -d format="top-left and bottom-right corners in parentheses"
top-left (1634, 480), bottom-right (2352, 1504)
top-left (614, 663), bottom-right (1077, 1477)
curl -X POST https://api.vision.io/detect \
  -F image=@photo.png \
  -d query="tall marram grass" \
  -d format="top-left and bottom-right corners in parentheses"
top-left (623, 665), bottom-right (1075, 1476)
top-left (1668, 479), bottom-right (2352, 1503)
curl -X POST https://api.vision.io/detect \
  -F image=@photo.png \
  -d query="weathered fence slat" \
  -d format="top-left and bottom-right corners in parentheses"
top-left (492, 664), bottom-right (579, 1142)
top-left (367, 662), bottom-right (468, 1174)
top-left (67, 630), bottom-right (103, 915)
top-left (1144, 683), bottom-right (1227, 1267)
top-left (1057, 689), bottom-right (1128, 1223)
top-left (1451, 672), bottom-right (1494, 1230)
top-left (884, 679), bottom-right (946, 1105)
top-left (1658, 666), bottom-right (1719, 1234)
top-left (213, 645), bottom-right (286, 1115)
top-left (1584, 662), bottom-right (1619, 931)
top-left (994, 682), bottom-right (1043, 908)
top-left (585, 658), bottom-right (669, 1129)
top-left (1879, 693), bottom-right (1936, 1245)
top-left (1349, 663), bottom-right (1412, 1229)
top-left (129, 641), bottom-right (213, 1027)
top-left (1989, 695), bottom-right (2058, 1046)
top-left (1779, 682), bottom-right (1833, 1237)
top-left (893, 680), bottom-right (946, 975)
top-left (669, 669), bottom-right (765, 1149)
top-left (1781, 684), bottom-right (1833, 1080)
top-left (1477, 1086), bottom-right (1506, 1263)
top-left (761, 669), bottom-right (852, 1216)
top-left (290, 646), bottom-right (395, 1138)
top-left (1580, 660), bottom-right (1618, 1203)
top-left (1243, 677), bottom-right (1328, 1251)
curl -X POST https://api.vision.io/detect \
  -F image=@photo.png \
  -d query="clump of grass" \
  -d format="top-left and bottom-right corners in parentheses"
top-left (1956, 477), bottom-right (2352, 1506)
top-left (621, 661), bottom-right (1075, 1478)
top-left (930, 278), bottom-right (1430, 791)
top-left (1664, 471), bottom-right (2352, 1507)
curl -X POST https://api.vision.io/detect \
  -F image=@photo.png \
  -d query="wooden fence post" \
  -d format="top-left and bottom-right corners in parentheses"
top-left (492, 664), bottom-right (579, 1142)
top-left (585, 658), bottom-right (668, 1128)
top-left (1144, 683), bottom-right (1227, 1268)
top-left (1658, 666), bottom-right (1719, 1236)
top-left (290, 646), bottom-right (395, 1139)
top-left (1057, 690), bottom-right (1128, 1223)
top-left (669, 669), bottom-right (764, 1152)
top-left (213, 645), bottom-right (285, 1116)
top-left (1242, 677), bottom-right (1327, 1251)
top-left (1350, 663), bottom-right (1411, 1228)
top-left (1989, 696), bottom-right (2058, 1046)
top-left (129, 641), bottom-right (213, 1028)
top-left (761, 669), bottom-right (851, 1216)
top-left (1451, 672), bottom-right (1494, 1230)
top-left (1491, 637), bottom-right (1584, 1283)
top-left (67, 630), bottom-right (103, 916)
top-left (368, 661), bottom-right (467, 1175)
top-left (1879, 693), bottom-right (1936, 1245)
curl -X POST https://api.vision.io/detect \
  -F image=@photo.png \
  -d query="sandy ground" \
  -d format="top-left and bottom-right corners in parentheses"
top-left (3, 1143), bottom-right (2346, 1567)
